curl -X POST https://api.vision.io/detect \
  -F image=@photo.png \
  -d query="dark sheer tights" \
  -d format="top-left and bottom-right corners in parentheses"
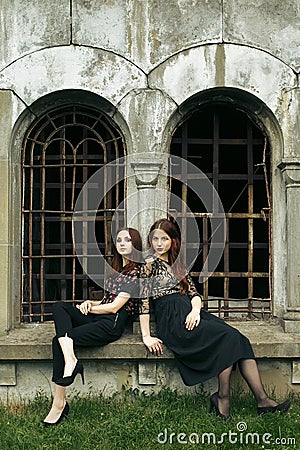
top-left (217, 366), bottom-right (232, 417)
top-left (216, 359), bottom-right (278, 417)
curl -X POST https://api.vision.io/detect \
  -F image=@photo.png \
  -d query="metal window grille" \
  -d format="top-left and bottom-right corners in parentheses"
top-left (22, 106), bottom-right (125, 322)
top-left (170, 105), bottom-right (271, 319)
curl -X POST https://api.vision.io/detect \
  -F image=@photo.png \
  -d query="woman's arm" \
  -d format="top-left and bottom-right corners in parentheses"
top-left (191, 295), bottom-right (202, 312)
top-left (184, 269), bottom-right (203, 332)
top-left (185, 295), bottom-right (202, 330)
top-left (78, 265), bottom-right (140, 315)
top-left (77, 292), bottom-right (131, 315)
top-left (139, 313), bottom-right (163, 355)
top-left (138, 260), bottom-right (163, 354)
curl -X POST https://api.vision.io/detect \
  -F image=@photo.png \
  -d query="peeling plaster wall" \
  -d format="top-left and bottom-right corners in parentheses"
top-left (1, 0), bottom-right (298, 103)
top-left (0, 0), bottom-right (298, 118)
top-left (0, 1), bottom-right (299, 390)
top-left (0, 0), bottom-right (71, 69)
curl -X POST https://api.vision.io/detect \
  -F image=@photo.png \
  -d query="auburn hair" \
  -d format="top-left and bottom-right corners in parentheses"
top-left (148, 218), bottom-right (189, 294)
top-left (110, 227), bottom-right (143, 274)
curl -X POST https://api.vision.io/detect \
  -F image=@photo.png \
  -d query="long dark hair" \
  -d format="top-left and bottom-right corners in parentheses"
top-left (111, 228), bottom-right (143, 274)
top-left (148, 218), bottom-right (189, 294)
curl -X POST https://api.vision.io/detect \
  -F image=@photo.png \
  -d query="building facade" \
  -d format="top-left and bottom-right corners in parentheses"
top-left (0, 0), bottom-right (300, 398)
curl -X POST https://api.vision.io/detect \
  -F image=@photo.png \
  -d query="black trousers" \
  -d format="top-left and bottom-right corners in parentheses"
top-left (51, 301), bottom-right (129, 382)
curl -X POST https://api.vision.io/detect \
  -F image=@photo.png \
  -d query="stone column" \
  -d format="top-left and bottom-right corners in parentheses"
top-left (276, 88), bottom-right (300, 332)
top-left (0, 91), bottom-right (14, 332)
top-left (128, 155), bottom-right (165, 241)
top-left (0, 91), bottom-right (26, 332)
top-left (118, 89), bottom-right (177, 244)
top-left (278, 159), bottom-right (300, 332)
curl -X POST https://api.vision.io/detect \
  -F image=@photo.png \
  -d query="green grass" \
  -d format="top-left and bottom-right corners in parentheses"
top-left (0, 387), bottom-right (299, 450)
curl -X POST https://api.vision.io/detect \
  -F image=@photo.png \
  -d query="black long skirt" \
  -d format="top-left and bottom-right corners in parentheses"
top-left (154, 293), bottom-right (255, 386)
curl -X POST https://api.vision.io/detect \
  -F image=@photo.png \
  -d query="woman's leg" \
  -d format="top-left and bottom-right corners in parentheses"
top-left (58, 334), bottom-right (78, 378)
top-left (52, 336), bottom-right (65, 382)
top-left (43, 385), bottom-right (67, 424)
top-left (216, 365), bottom-right (233, 416)
top-left (52, 301), bottom-right (93, 337)
top-left (48, 309), bottom-right (128, 421)
top-left (52, 302), bottom-right (94, 379)
top-left (238, 359), bottom-right (278, 407)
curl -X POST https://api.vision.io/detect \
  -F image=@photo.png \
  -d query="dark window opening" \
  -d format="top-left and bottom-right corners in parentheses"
top-left (170, 105), bottom-right (271, 320)
top-left (22, 106), bottom-right (125, 322)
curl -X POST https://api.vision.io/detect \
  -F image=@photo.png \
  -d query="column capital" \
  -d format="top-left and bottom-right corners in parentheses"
top-left (131, 158), bottom-right (163, 189)
top-left (278, 159), bottom-right (300, 187)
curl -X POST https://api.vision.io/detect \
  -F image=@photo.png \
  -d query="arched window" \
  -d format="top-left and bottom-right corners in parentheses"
top-left (170, 104), bottom-right (271, 319)
top-left (22, 105), bottom-right (125, 322)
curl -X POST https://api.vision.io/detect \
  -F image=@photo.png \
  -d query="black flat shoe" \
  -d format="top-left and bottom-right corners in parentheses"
top-left (209, 392), bottom-right (231, 420)
top-left (56, 361), bottom-right (85, 387)
top-left (257, 399), bottom-right (291, 415)
top-left (43, 402), bottom-right (69, 427)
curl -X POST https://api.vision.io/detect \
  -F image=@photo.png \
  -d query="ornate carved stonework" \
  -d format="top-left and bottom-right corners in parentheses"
top-left (278, 159), bottom-right (300, 187)
top-left (131, 160), bottom-right (163, 189)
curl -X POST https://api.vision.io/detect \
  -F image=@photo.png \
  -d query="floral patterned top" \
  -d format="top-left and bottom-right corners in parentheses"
top-left (101, 263), bottom-right (141, 317)
top-left (140, 256), bottom-right (200, 314)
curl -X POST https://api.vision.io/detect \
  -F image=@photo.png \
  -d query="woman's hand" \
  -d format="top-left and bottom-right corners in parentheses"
top-left (185, 308), bottom-right (201, 331)
top-left (143, 335), bottom-right (163, 355)
top-left (76, 300), bottom-right (92, 315)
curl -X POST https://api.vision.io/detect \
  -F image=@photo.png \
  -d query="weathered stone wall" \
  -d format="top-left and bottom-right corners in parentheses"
top-left (0, 322), bottom-right (299, 400)
top-left (0, 0), bottom-right (299, 397)
top-left (0, 359), bottom-right (296, 402)
top-left (1, 1), bottom-right (298, 71)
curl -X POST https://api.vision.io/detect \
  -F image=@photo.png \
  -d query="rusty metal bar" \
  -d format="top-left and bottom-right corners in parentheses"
top-left (247, 123), bottom-right (254, 317)
top-left (262, 137), bottom-right (273, 315)
top-left (172, 212), bottom-right (267, 219)
top-left (191, 271), bottom-right (269, 277)
top-left (60, 124), bottom-right (67, 301)
top-left (23, 163), bottom-right (111, 168)
top-left (172, 138), bottom-right (264, 145)
top-left (40, 132), bottom-right (46, 320)
top-left (82, 128), bottom-right (89, 299)
top-left (103, 137), bottom-right (109, 273)
top-left (224, 217), bottom-right (229, 318)
top-left (23, 209), bottom-right (124, 215)
top-left (22, 254), bottom-right (121, 259)
top-left (29, 143), bottom-right (34, 319)
top-left (213, 111), bottom-right (219, 194)
top-left (202, 216), bottom-right (209, 308)
top-left (181, 123), bottom-right (188, 266)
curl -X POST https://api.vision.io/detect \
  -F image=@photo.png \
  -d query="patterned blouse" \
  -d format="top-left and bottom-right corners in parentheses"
top-left (140, 256), bottom-right (200, 314)
top-left (101, 263), bottom-right (141, 317)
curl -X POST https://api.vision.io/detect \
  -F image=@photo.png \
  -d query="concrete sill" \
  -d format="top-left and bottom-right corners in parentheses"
top-left (1, 321), bottom-right (300, 361)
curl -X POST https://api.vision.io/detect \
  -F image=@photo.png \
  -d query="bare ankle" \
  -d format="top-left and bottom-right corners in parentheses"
top-left (52, 399), bottom-right (66, 409)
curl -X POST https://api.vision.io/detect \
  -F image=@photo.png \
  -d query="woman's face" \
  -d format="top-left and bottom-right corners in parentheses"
top-left (151, 229), bottom-right (172, 257)
top-left (116, 230), bottom-right (133, 258)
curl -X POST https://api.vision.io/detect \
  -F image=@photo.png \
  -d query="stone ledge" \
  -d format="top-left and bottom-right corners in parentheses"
top-left (1, 321), bottom-right (300, 361)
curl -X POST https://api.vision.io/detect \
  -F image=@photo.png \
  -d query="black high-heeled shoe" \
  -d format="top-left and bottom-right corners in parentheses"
top-left (209, 392), bottom-right (231, 420)
top-left (257, 399), bottom-right (291, 415)
top-left (56, 361), bottom-right (85, 387)
top-left (43, 402), bottom-right (69, 427)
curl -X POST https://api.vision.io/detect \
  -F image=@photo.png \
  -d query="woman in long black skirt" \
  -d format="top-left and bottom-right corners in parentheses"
top-left (43, 228), bottom-right (142, 426)
top-left (139, 218), bottom-right (290, 419)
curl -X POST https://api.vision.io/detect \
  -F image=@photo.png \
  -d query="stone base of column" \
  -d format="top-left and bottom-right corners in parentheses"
top-left (281, 312), bottom-right (300, 333)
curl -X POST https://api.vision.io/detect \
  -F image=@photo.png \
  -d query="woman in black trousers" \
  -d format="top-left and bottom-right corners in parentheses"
top-left (43, 228), bottom-right (142, 426)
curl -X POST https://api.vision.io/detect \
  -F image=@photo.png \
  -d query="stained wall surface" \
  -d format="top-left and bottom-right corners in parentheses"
top-left (0, 0), bottom-right (299, 397)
